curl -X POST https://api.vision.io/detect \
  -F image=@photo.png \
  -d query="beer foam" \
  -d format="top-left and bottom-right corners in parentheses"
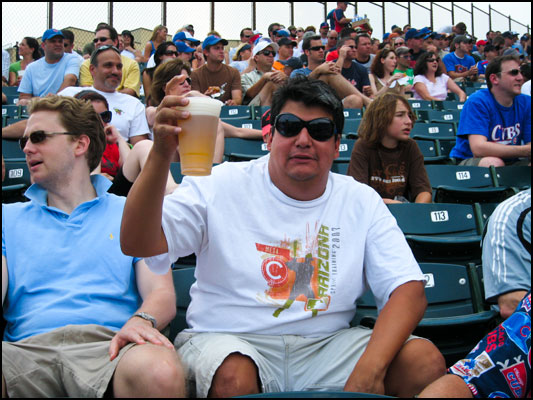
top-left (175, 97), bottom-right (223, 117)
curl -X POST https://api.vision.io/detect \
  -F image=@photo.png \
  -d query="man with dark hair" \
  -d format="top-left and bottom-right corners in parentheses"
top-left (450, 55), bottom-right (531, 166)
top-left (121, 76), bottom-right (446, 397)
top-left (60, 45), bottom-right (150, 145)
top-left (2, 95), bottom-right (185, 397)
top-left (79, 24), bottom-right (141, 97)
top-left (191, 35), bottom-right (242, 105)
top-left (353, 33), bottom-right (375, 73)
top-left (442, 35), bottom-right (478, 81)
top-left (291, 36), bottom-right (368, 108)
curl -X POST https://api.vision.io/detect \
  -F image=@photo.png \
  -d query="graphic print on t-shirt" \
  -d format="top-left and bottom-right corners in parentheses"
top-left (255, 222), bottom-right (339, 318)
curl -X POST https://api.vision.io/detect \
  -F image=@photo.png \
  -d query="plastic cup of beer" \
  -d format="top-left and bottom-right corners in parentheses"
top-left (175, 97), bottom-right (222, 176)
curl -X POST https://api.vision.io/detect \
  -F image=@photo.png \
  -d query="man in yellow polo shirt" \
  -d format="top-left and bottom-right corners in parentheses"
top-left (79, 24), bottom-right (140, 97)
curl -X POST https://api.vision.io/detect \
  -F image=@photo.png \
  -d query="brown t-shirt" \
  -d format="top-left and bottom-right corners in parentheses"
top-left (347, 139), bottom-right (431, 202)
top-left (191, 63), bottom-right (242, 104)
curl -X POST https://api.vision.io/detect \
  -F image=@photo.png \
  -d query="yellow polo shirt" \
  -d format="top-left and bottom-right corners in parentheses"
top-left (79, 55), bottom-right (140, 96)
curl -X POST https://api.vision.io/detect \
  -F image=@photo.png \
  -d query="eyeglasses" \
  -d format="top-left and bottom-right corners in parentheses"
top-left (426, 58), bottom-right (439, 62)
top-left (309, 46), bottom-right (325, 51)
top-left (179, 77), bottom-right (192, 86)
top-left (164, 50), bottom-right (179, 56)
top-left (19, 130), bottom-right (78, 150)
top-left (93, 36), bottom-right (110, 44)
top-left (259, 50), bottom-right (276, 57)
top-left (100, 111), bottom-right (112, 124)
top-left (500, 68), bottom-right (522, 77)
top-left (274, 113), bottom-right (337, 141)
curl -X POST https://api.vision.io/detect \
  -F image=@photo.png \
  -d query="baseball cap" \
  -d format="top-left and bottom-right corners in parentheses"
top-left (320, 22), bottom-right (329, 29)
top-left (202, 35), bottom-right (229, 50)
top-left (476, 40), bottom-right (488, 46)
top-left (173, 31), bottom-right (200, 45)
top-left (279, 57), bottom-right (303, 70)
top-left (405, 28), bottom-right (424, 41)
top-left (252, 41), bottom-right (279, 57)
top-left (42, 29), bottom-right (64, 41)
top-left (175, 41), bottom-right (195, 53)
top-left (454, 34), bottom-right (473, 44)
top-left (277, 37), bottom-right (297, 47)
top-left (275, 29), bottom-right (290, 38)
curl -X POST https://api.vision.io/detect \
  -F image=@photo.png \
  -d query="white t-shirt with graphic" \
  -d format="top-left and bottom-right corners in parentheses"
top-left (146, 156), bottom-right (423, 337)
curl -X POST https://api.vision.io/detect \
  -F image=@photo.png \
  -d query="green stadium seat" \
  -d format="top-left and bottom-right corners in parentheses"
top-left (342, 119), bottom-right (361, 139)
top-left (2, 161), bottom-right (31, 204)
top-left (387, 202), bottom-right (483, 264)
top-left (353, 262), bottom-right (499, 366)
top-left (2, 138), bottom-right (26, 162)
top-left (224, 138), bottom-right (268, 161)
top-left (343, 108), bottom-right (363, 119)
top-left (491, 165), bottom-right (531, 192)
top-left (168, 267), bottom-right (195, 342)
top-left (220, 105), bottom-right (252, 120)
top-left (336, 139), bottom-right (356, 163)
top-left (410, 122), bottom-right (455, 141)
top-left (414, 139), bottom-right (448, 164)
top-left (223, 119), bottom-right (261, 130)
top-left (426, 165), bottom-right (516, 204)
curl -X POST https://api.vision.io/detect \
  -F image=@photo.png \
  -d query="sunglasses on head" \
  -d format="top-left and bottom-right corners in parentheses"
top-left (93, 36), bottom-right (110, 44)
top-left (274, 113), bottom-right (337, 141)
top-left (19, 130), bottom-right (78, 150)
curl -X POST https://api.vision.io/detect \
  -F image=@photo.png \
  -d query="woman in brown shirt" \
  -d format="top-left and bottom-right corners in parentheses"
top-left (347, 92), bottom-right (432, 204)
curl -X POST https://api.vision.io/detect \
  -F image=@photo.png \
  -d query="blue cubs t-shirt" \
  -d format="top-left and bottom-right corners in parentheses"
top-left (450, 89), bottom-right (531, 160)
top-left (442, 52), bottom-right (476, 74)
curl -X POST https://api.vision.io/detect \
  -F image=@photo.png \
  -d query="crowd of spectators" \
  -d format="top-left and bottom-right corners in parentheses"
top-left (1, 2), bottom-right (531, 397)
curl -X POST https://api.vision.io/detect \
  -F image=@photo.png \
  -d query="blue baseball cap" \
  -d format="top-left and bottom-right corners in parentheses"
top-left (175, 41), bottom-right (195, 53)
top-left (202, 35), bottom-right (228, 50)
top-left (173, 31), bottom-right (200, 45)
top-left (42, 29), bottom-right (64, 41)
top-left (405, 28), bottom-right (424, 41)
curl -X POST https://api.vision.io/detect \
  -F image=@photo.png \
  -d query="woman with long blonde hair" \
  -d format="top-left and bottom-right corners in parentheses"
top-left (141, 24), bottom-right (168, 63)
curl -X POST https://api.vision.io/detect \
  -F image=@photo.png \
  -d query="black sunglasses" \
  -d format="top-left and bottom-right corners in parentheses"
top-left (500, 68), bottom-right (522, 77)
top-left (93, 36), bottom-right (110, 44)
top-left (259, 50), bottom-right (276, 57)
top-left (164, 50), bottom-right (179, 57)
top-left (20, 130), bottom-right (78, 150)
top-left (309, 45), bottom-right (325, 51)
top-left (179, 77), bottom-right (192, 86)
top-left (274, 113), bottom-right (336, 141)
top-left (100, 111), bottom-right (112, 124)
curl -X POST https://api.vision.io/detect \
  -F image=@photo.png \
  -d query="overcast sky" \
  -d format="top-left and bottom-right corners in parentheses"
top-left (2, 2), bottom-right (531, 49)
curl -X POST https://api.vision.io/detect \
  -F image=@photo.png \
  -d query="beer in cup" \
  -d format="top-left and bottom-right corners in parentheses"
top-left (174, 97), bottom-right (222, 176)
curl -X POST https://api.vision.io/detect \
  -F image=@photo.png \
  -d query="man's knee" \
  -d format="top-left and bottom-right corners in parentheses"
top-left (478, 156), bottom-right (505, 167)
top-left (343, 94), bottom-right (363, 109)
top-left (386, 338), bottom-right (446, 397)
top-left (209, 352), bottom-right (260, 397)
top-left (114, 344), bottom-right (185, 397)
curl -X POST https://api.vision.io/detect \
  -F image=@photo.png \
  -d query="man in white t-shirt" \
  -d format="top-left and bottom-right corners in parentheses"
top-left (121, 76), bottom-right (446, 397)
top-left (59, 46), bottom-right (150, 145)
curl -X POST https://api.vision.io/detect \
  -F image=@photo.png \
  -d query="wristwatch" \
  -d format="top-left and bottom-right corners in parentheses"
top-left (130, 312), bottom-right (157, 328)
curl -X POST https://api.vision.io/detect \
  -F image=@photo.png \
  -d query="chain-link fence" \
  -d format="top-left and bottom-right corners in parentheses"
top-left (2, 2), bottom-right (531, 59)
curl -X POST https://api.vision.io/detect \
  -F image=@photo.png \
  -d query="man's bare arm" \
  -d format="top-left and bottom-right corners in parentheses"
top-left (121, 89), bottom-right (190, 257)
top-left (469, 134), bottom-right (531, 159)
